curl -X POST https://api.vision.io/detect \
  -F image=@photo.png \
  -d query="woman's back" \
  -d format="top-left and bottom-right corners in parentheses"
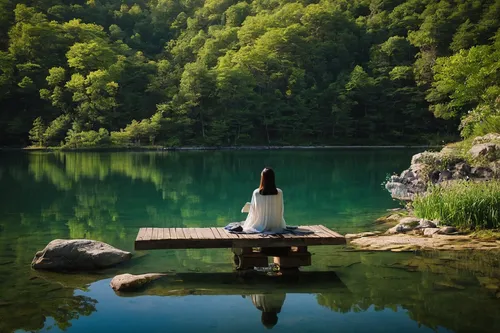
top-left (243, 188), bottom-right (286, 233)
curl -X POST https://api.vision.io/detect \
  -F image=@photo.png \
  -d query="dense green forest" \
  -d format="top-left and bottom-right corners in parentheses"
top-left (0, 0), bottom-right (499, 147)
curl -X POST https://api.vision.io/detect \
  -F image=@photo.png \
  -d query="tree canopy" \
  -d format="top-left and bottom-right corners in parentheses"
top-left (0, 0), bottom-right (499, 147)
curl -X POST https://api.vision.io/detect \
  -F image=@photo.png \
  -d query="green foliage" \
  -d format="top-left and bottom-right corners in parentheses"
top-left (413, 180), bottom-right (500, 230)
top-left (110, 111), bottom-right (163, 145)
top-left (44, 114), bottom-right (71, 146)
top-left (63, 127), bottom-right (111, 149)
top-left (28, 117), bottom-right (45, 147)
top-left (2, 0), bottom-right (500, 146)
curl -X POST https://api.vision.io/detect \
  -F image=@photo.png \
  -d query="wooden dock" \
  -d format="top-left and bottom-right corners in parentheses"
top-left (134, 225), bottom-right (346, 270)
top-left (134, 225), bottom-right (346, 250)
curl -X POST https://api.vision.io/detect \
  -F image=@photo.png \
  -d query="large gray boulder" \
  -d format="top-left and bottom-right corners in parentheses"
top-left (110, 273), bottom-right (166, 291)
top-left (32, 239), bottom-right (132, 271)
top-left (385, 169), bottom-right (427, 201)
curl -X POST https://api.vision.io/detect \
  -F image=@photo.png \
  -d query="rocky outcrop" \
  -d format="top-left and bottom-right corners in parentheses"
top-left (468, 143), bottom-right (500, 161)
top-left (472, 133), bottom-right (500, 145)
top-left (32, 239), bottom-right (132, 271)
top-left (349, 233), bottom-right (500, 252)
top-left (345, 231), bottom-right (382, 240)
top-left (385, 134), bottom-right (500, 200)
top-left (346, 211), bottom-right (497, 251)
top-left (385, 168), bottom-right (427, 201)
top-left (110, 273), bottom-right (166, 291)
top-left (385, 216), bottom-right (439, 235)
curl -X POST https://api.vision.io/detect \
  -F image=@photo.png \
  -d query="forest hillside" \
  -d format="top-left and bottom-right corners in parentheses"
top-left (0, 0), bottom-right (499, 147)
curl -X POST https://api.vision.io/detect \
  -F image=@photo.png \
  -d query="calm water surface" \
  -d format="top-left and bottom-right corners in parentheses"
top-left (0, 150), bottom-right (498, 333)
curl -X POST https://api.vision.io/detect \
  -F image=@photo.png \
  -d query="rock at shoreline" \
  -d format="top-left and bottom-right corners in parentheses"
top-left (110, 273), bottom-right (166, 291)
top-left (345, 231), bottom-right (381, 240)
top-left (438, 226), bottom-right (458, 235)
top-left (32, 239), bottom-right (132, 271)
top-left (423, 228), bottom-right (440, 236)
top-left (385, 144), bottom-right (499, 200)
top-left (349, 234), bottom-right (500, 252)
top-left (416, 219), bottom-right (437, 229)
top-left (375, 213), bottom-right (403, 223)
top-left (399, 217), bottom-right (421, 226)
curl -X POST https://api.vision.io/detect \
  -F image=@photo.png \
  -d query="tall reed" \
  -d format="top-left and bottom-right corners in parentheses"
top-left (412, 180), bottom-right (500, 230)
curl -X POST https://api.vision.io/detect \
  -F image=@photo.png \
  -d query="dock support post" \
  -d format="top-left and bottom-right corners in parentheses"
top-left (232, 248), bottom-right (268, 270)
top-left (273, 252), bottom-right (311, 269)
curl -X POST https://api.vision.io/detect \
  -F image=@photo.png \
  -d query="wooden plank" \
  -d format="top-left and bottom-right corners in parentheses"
top-left (175, 228), bottom-right (185, 239)
top-left (144, 227), bottom-right (153, 241)
top-left (310, 225), bottom-right (336, 244)
top-left (237, 232), bottom-right (251, 239)
top-left (301, 225), bottom-right (320, 238)
top-left (153, 228), bottom-right (160, 240)
top-left (134, 225), bottom-right (346, 250)
top-left (193, 228), bottom-right (206, 239)
top-left (317, 225), bottom-right (341, 238)
top-left (183, 228), bottom-right (198, 239)
top-left (163, 228), bottom-right (170, 240)
top-left (170, 228), bottom-right (178, 240)
top-left (168, 228), bottom-right (176, 239)
top-left (319, 225), bottom-right (344, 238)
top-left (224, 229), bottom-right (240, 239)
top-left (136, 228), bottom-right (148, 241)
top-left (211, 227), bottom-right (228, 239)
top-left (199, 228), bottom-right (217, 239)
top-left (309, 225), bottom-right (329, 237)
top-left (314, 225), bottom-right (346, 245)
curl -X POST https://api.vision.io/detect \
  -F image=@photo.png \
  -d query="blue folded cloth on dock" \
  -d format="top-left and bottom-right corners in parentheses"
top-left (224, 222), bottom-right (313, 235)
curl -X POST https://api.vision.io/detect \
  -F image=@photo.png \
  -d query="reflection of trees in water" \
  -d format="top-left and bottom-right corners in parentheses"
top-left (25, 149), bottom-right (414, 229)
top-left (315, 251), bottom-right (500, 333)
top-left (8, 150), bottom-right (491, 332)
top-left (0, 276), bottom-right (97, 333)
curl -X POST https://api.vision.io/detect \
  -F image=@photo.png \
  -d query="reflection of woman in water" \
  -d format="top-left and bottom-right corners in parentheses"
top-left (243, 167), bottom-right (286, 233)
top-left (251, 293), bottom-right (286, 329)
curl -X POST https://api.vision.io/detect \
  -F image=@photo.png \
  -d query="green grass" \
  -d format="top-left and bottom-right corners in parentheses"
top-left (412, 180), bottom-right (500, 230)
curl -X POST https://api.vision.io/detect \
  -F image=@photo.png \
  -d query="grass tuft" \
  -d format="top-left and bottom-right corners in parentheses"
top-left (412, 180), bottom-right (500, 230)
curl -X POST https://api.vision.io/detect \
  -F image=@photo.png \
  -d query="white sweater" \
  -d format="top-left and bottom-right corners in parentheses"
top-left (243, 188), bottom-right (286, 233)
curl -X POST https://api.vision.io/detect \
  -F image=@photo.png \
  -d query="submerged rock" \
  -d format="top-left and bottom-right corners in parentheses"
top-left (32, 239), bottom-right (132, 271)
top-left (110, 273), bottom-right (166, 291)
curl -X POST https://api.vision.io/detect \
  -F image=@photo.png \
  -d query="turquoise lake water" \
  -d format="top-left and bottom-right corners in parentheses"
top-left (0, 150), bottom-right (498, 333)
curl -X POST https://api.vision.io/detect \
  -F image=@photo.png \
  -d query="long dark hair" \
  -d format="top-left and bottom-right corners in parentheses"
top-left (259, 167), bottom-right (278, 195)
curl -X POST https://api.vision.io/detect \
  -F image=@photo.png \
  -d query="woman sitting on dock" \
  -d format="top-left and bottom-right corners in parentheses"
top-left (243, 167), bottom-right (287, 233)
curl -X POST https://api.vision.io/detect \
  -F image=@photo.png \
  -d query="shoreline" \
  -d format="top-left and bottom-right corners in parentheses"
top-left (0, 144), bottom-right (442, 152)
